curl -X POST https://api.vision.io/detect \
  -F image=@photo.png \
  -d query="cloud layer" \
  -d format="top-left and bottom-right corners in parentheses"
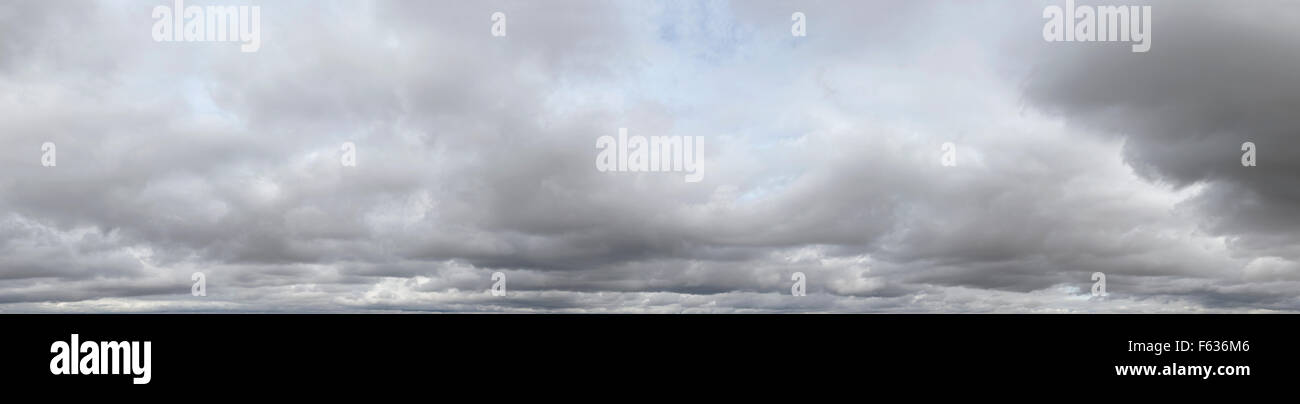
top-left (1, 0), bottom-right (1297, 312)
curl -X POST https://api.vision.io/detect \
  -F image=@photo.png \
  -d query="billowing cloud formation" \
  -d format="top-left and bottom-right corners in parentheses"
top-left (1022, 0), bottom-right (1300, 274)
top-left (0, 0), bottom-right (1296, 312)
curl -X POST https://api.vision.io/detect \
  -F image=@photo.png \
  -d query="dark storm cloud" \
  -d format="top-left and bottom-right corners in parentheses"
top-left (1021, 0), bottom-right (1300, 262)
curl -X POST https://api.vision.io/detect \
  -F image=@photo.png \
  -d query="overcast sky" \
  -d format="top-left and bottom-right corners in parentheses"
top-left (1, 0), bottom-right (1297, 312)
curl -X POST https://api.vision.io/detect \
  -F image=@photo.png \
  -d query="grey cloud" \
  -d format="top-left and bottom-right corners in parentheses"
top-left (0, 0), bottom-right (1295, 312)
top-left (1022, 0), bottom-right (1300, 262)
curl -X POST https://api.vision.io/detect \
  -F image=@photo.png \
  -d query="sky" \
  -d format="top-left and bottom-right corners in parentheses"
top-left (1, 0), bottom-right (1297, 313)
